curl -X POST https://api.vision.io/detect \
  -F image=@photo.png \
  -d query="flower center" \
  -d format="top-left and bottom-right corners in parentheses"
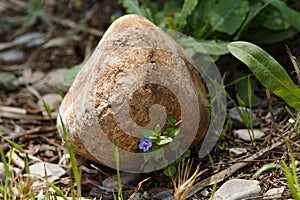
top-left (142, 141), bottom-right (148, 146)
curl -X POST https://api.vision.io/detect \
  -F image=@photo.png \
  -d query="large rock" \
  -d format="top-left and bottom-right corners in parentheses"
top-left (57, 14), bottom-right (210, 171)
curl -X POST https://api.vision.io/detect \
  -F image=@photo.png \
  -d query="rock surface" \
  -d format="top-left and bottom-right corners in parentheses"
top-left (29, 162), bottom-right (66, 178)
top-left (229, 107), bottom-right (257, 128)
top-left (234, 129), bottom-right (266, 142)
top-left (212, 179), bottom-right (261, 200)
top-left (57, 14), bottom-right (210, 171)
top-left (263, 187), bottom-right (284, 199)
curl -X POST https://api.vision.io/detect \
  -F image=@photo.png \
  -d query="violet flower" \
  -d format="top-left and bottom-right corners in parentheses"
top-left (139, 138), bottom-right (152, 152)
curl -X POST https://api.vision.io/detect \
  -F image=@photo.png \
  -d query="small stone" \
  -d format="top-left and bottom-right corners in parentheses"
top-left (29, 162), bottom-right (66, 178)
top-left (200, 189), bottom-right (209, 196)
top-left (102, 172), bottom-right (141, 191)
top-left (152, 190), bottom-right (174, 200)
top-left (229, 107), bottom-right (257, 128)
top-left (0, 49), bottom-right (25, 63)
top-left (12, 32), bottom-right (45, 47)
top-left (234, 129), bottom-right (266, 142)
top-left (212, 179), bottom-right (261, 200)
top-left (33, 68), bottom-right (70, 94)
top-left (0, 162), bottom-right (16, 183)
top-left (229, 147), bottom-right (247, 156)
top-left (38, 93), bottom-right (62, 111)
top-left (263, 187), bottom-right (284, 199)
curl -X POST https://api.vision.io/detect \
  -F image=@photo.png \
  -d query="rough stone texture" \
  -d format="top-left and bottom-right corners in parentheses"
top-left (212, 179), bottom-right (262, 200)
top-left (57, 14), bottom-right (210, 169)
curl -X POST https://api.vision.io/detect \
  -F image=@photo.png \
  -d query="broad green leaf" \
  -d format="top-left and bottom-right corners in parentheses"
top-left (174, 0), bottom-right (198, 31)
top-left (176, 37), bottom-right (229, 56)
top-left (263, 0), bottom-right (300, 32)
top-left (208, 0), bottom-right (249, 35)
top-left (228, 41), bottom-right (300, 110)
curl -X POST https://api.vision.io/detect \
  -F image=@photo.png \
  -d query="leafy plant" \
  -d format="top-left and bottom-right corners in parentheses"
top-left (252, 139), bottom-right (300, 199)
top-left (228, 41), bottom-right (300, 111)
top-left (119, 0), bottom-right (300, 49)
top-left (140, 116), bottom-right (181, 151)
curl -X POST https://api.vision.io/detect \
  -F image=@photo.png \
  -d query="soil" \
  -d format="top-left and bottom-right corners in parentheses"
top-left (0, 1), bottom-right (299, 199)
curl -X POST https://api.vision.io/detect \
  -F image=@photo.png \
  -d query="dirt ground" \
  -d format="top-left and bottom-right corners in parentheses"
top-left (0, 1), bottom-right (299, 199)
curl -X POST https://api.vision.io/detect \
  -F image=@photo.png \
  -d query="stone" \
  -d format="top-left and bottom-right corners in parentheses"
top-left (212, 179), bottom-right (261, 200)
top-left (57, 14), bottom-right (210, 171)
top-left (229, 147), bottom-right (247, 156)
top-left (33, 68), bottom-right (70, 94)
top-left (263, 187), bottom-right (284, 199)
top-left (234, 129), bottom-right (266, 142)
top-left (229, 107), bottom-right (257, 128)
top-left (0, 162), bottom-right (16, 183)
top-left (38, 93), bottom-right (62, 111)
top-left (101, 172), bottom-right (141, 191)
top-left (0, 49), bottom-right (25, 63)
top-left (29, 162), bottom-right (66, 178)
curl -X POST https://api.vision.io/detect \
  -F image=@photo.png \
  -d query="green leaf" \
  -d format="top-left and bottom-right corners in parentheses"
top-left (235, 1), bottom-right (268, 39)
top-left (176, 37), bottom-right (229, 56)
top-left (174, 0), bottom-right (198, 31)
top-left (141, 129), bottom-right (155, 137)
top-left (166, 128), bottom-right (180, 137)
top-left (208, 0), bottom-right (249, 35)
top-left (17, 0), bottom-right (44, 35)
top-left (166, 115), bottom-right (177, 126)
top-left (163, 165), bottom-right (176, 177)
top-left (228, 41), bottom-right (300, 110)
top-left (122, 0), bottom-right (146, 17)
top-left (154, 124), bottom-right (161, 134)
top-left (156, 137), bottom-right (173, 145)
top-left (261, 7), bottom-right (287, 31)
top-left (0, 72), bottom-right (19, 90)
top-left (63, 62), bottom-right (83, 87)
top-left (263, 0), bottom-right (300, 32)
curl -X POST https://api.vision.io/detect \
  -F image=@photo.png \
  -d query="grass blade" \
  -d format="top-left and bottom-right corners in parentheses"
top-left (59, 114), bottom-right (81, 198)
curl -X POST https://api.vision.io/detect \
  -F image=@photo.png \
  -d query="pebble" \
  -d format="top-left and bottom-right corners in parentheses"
top-left (229, 107), bottom-right (257, 128)
top-left (152, 190), bottom-right (174, 200)
top-left (32, 68), bottom-right (70, 94)
top-left (0, 162), bottom-right (16, 183)
top-left (263, 187), bottom-right (284, 199)
top-left (29, 162), bottom-right (66, 178)
top-left (38, 93), bottom-right (62, 111)
top-left (101, 172), bottom-right (141, 191)
top-left (0, 49), bottom-right (25, 63)
top-left (212, 179), bottom-right (261, 200)
top-left (229, 147), bottom-right (247, 156)
top-left (13, 32), bottom-right (46, 48)
top-left (234, 129), bottom-right (266, 142)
